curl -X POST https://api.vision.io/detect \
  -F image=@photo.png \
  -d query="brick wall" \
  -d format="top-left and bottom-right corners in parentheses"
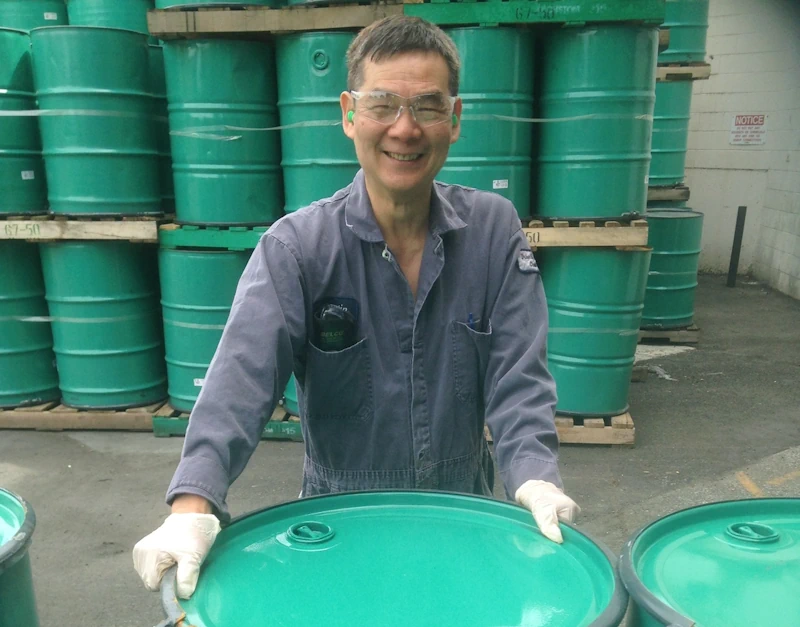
top-left (684, 0), bottom-right (800, 299)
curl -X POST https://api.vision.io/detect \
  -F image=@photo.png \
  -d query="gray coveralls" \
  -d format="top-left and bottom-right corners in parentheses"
top-left (166, 171), bottom-right (561, 521)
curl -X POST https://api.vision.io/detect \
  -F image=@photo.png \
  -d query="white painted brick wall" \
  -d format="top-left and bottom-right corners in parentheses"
top-left (685, 0), bottom-right (800, 300)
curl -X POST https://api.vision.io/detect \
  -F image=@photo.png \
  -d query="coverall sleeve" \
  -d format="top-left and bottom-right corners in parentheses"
top-left (484, 218), bottom-right (562, 499)
top-left (165, 232), bottom-right (306, 521)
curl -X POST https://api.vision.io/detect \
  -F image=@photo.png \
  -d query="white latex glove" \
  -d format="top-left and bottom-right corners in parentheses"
top-left (132, 513), bottom-right (221, 599)
top-left (515, 480), bottom-right (581, 544)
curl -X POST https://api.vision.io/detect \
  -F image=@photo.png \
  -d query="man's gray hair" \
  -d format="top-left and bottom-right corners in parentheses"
top-left (346, 16), bottom-right (461, 96)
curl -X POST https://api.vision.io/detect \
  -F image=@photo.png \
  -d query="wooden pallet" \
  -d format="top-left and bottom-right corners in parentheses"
top-left (639, 324), bottom-right (700, 345)
top-left (523, 219), bottom-right (648, 249)
top-left (647, 185), bottom-right (690, 202)
top-left (0, 401), bottom-right (165, 431)
top-left (657, 63), bottom-right (711, 82)
top-left (486, 412), bottom-right (635, 446)
top-left (148, 0), bottom-right (665, 37)
top-left (152, 404), bottom-right (303, 441)
top-left (1, 214), bottom-right (162, 243)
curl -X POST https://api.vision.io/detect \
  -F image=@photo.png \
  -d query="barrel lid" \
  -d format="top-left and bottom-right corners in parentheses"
top-left (0, 488), bottom-right (35, 573)
top-left (163, 491), bottom-right (627, 627)
top-left (621, 498), bottom-right (800, 627)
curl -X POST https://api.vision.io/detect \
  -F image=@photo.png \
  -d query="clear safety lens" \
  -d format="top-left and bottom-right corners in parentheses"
top-left (351, 91), bottom-right (455, 126)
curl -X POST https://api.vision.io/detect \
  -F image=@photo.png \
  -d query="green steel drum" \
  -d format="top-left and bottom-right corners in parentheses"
top-left (148, 44), bottom-right (174, 212)
top-left (539, 248), bottom-right (651, 416)
top-left (40, 241), bottom-right (167, 408)
top-left (0, 488), bottom-right (39, 627)
top-left (537, 26), bottom-right (657, 219)
top-left (276, 32), bottom-right (358, 213)
top-left (30, 26), bottom-right (161, 215)
top-left (159, 248), bottom-right (249, 413)
top-left (438, 27), bottom-right (534, 219)
top-left (282, 373), bottom-right (299, 416)
top-left (0, 0), bottom-right (66, 31)
top-left (164, 40), bottom-right (283, 225)
top-left (641, 210), bottom-right (703, 330)
top-left (622, 498), bottom-right (800, 627)
top-left (66, 0), bottom-right (154, 34)
top-left (0, 28), bottom-right (47, 214)
top-left (0, 242), bottom-right (59, 408)
top-left (658, 0), bottom-right (710, 64)
top-left (649, 81), bottom-right (692, 187)
top-left (161, 492), bottom-right (628, 627)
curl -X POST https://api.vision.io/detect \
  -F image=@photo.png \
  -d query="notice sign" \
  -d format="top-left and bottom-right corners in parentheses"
top-left (730, 114), bottom-right (767, 145)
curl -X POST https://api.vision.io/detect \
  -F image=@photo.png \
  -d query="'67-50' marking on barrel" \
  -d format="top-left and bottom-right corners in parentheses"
top-left (3, 223), bottom-right (41, 237)
top-left (525, 231), bottom-right (540, 246)
top-left (514, 3), bottom-right (582, 21)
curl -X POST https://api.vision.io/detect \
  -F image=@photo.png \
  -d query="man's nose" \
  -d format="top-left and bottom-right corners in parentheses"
top-left (387, 106), bottom-right (423, 137)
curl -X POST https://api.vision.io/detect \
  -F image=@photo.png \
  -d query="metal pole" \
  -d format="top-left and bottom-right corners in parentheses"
top-left (727, 206), bottom-right (747, 287)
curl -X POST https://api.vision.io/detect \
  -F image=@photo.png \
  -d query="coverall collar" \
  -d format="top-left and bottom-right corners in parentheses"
top-left (345, 170), bottom-right (468, 244)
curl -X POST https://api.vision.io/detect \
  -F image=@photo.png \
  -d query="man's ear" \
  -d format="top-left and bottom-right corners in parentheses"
top-left (340, 91), bottom-right (355, 139)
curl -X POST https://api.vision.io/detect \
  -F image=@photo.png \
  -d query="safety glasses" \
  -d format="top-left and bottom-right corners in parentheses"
top-left (349, 90), bottom-right (457, 127)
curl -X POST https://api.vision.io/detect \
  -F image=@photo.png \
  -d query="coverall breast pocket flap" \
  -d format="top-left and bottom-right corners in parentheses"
top-left (451, 319), bottom-right (493, 404)
top-left (305, 336), bottom-right (373, 421)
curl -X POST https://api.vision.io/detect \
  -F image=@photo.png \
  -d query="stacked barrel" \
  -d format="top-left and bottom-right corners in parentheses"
top-left (644, 0), bottom-right (710, 332)
top-left (0, 1), bottom-right (170, 409)
top-left (531, 26), bottom-right (657, 419)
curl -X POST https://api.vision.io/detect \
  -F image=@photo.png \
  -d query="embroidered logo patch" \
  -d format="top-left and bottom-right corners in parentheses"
top-left (517, 250), bottom-right (537, 273)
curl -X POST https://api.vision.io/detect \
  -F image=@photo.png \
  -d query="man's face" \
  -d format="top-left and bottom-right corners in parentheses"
top-left (340, 52), bottom-right (461, 204)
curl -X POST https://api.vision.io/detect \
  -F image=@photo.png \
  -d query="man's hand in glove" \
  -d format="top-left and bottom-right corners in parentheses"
top-left (132, 511), bottom-right (220, 599)
top-left (515, 479), bottom-right (581, 544)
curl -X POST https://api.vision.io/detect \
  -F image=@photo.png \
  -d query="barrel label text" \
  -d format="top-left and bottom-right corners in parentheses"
top-left (21, 170), bottom-right (35, 180)
top-left (44, 12), bottom-right (59, 20)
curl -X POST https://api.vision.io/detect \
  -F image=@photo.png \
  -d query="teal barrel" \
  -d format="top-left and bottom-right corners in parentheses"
top-left (66, 0), bottom-right (154, 35)
top-left (157, 0), bottom-right (280, 6)
top-left (649, 81), bottom-right (692, 187)
top-left (438, 27), bottom-right (534, 219)
top-left (539, 248), bottom-right (651, 417)
top-left (40, 241), bottom-right (167, 408)
top-left (0, 1), bottom-right (66, 31)
top-left (621, 498), bottom-right (800, 627)
top-left (641, 210), bottom-right (703, 330)
top-left (658, 0), bottom-right (710, 64)
top-left (164, 39), bottom-right (283, 225)
top-left (148, 44), bottom-right (174, 212)
top-left (161, 492), bottom-right (628, 626)
top-left (0, 488), bottom-right (39, 627)
top-left (159, 248), bottom-right (249, 413)
top-left (0, 28), bottom-right (47, 215)
top-left (537, 26), bottom-right (657, 219)
top-left (30, 27), bottom-right (161, 215)
top-left (282, 373), bottom-right (298, 416)
top-left (276, 32), bottom-right (359, 213)
top-left (0, 242), bottom-right (59, 408)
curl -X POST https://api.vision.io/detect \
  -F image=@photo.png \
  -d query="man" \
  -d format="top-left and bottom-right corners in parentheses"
top-left (134, 16), bottom-right (579, 600)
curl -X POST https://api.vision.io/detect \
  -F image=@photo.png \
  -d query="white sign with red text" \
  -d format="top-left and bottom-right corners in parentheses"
top-left (729, 114), bottom-right (767, 145)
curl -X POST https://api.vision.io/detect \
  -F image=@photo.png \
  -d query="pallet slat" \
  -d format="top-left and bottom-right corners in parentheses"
top-left (657, 64), bottom-right (711, 82)
top-left (523, 221), bottom-right (648, 248)
top-left (1, 219), bottom-right (159, 242)
top-left (639, 325), bottom-right (701, 345)
top-left (0, 402), bottom-right (165, 431)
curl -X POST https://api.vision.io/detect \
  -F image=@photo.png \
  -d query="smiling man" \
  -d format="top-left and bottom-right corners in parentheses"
top-left (133, 16), bottom-right (578, 600)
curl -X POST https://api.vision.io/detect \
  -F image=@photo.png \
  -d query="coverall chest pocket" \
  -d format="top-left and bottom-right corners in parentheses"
top-left (304, 337), bottom-right (373, 421)
top-left (451, 319), bottom-right (493, 404)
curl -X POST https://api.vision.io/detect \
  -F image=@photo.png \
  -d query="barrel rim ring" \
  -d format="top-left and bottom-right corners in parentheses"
top-left (160, 489), bottom-right (629, 627)
top-left (619, 497), bottom-right (798, 627)
top-left (0, 487), bottom-right (36, 575)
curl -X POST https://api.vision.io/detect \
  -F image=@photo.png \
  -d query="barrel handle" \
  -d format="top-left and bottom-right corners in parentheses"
top-left (154, 566), bottom-right (186, 627)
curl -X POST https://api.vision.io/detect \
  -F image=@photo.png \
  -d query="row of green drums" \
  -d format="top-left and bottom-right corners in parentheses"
top-left (3, 485), bottom-right (797, 627)
top-left (0, 241), bottom-right (297, 415)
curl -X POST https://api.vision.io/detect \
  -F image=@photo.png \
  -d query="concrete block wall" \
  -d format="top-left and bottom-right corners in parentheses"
top-left (684, 0), bottom-right (800, 299)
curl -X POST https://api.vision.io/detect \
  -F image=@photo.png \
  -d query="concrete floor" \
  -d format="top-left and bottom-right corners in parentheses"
top-left (2, 274), bottom-right (799, 627)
